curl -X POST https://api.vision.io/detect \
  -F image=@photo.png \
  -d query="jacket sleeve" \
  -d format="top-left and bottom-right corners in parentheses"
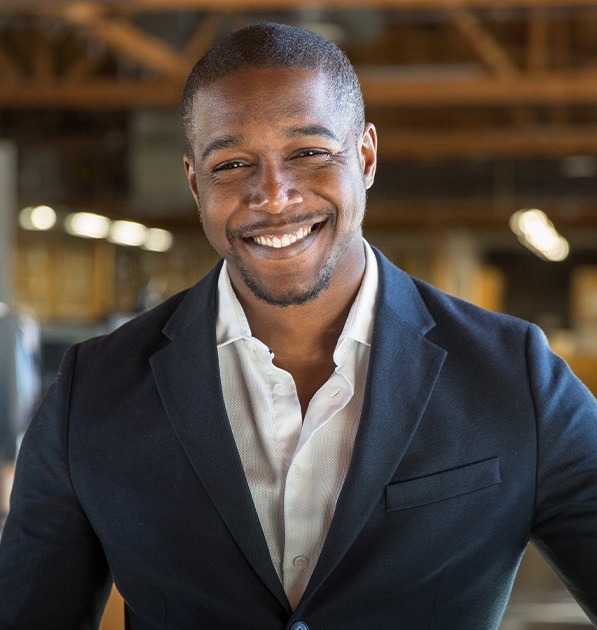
top-left (528, 323), bottom-right (597, 623)
top-left (0, 345), bottom-right (111, 629)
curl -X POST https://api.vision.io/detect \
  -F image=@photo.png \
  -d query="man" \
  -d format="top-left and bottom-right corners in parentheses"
top-left (0, 22), bottom-right (596, 630)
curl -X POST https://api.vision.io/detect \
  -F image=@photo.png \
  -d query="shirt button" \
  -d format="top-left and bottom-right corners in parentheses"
top-left (290, 623), bottom-right (309, 630)
top-left (290, 464), bottom-right (302, 478)
top-left (293, 555), bottom-right (309, 570)
top-left (273, 382), bottom-right (284, 395)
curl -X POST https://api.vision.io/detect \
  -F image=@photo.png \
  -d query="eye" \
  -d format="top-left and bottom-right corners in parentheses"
top-left (292, 148), bottom-right (331, 159)
top-left (213, 160), bottom-right (250, 172)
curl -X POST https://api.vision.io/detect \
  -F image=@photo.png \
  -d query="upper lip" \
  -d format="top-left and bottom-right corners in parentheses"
top-left (239, 216), bottom-right (327, 239)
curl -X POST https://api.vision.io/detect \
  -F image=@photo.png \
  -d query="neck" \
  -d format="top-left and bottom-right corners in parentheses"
top-left (246, 285), bottom-right (358, 359)
top-left (229, 239), bottom-right (366, 415)
top-left (233, 239), bottom-right (366, 358)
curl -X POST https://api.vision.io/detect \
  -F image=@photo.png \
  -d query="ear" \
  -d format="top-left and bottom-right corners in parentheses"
top-left (359, 123), bottom-right (377, 190)
top-left (183, 154), bottom-right (200, 207)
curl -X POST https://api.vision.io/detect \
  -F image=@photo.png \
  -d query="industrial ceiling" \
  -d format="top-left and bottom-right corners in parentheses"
top-left (1, 0), bottom-right (597, 230)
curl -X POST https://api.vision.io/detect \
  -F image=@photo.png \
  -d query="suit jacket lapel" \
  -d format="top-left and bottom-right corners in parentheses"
top-left (301, 251), bottom-right (447, 606)
top-left (149, 266), bottom-right (289, 609)
top-left (149, 251), bottom-right (446, 611)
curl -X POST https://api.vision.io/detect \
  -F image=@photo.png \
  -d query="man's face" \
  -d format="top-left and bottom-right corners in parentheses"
top-left (184, 66), bottom-right (377, 307)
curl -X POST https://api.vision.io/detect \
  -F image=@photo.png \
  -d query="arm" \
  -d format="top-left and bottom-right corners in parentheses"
top-left (0, 345), bottom-right (111, 629)
top-left (528, 324), bottom-right (597, 623)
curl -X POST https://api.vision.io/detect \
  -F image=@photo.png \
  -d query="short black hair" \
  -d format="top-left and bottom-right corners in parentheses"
top-left (180, 22), bottom-right (365, 157)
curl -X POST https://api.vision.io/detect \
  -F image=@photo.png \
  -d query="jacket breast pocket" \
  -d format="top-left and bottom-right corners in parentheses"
top-left (385, 457), bottom-right (501, 512)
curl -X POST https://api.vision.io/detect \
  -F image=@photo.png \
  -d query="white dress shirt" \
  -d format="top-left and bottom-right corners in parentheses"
top-left (215, 240), bottom-right (379, 609)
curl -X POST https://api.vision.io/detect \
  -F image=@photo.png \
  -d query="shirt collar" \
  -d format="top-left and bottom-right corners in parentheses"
top-left (216, 262), bottom-right (252, 347)
top-left (336, 239), bottom-right (378, 348)
top-left (216, 239), bottom-right (379, 354)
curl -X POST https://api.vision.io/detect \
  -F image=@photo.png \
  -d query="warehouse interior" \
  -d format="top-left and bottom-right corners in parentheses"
top-left (0, 1), bottom-right (596, 627)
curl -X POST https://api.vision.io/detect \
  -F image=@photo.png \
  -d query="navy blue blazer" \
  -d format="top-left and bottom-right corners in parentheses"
top-left (1, 250), bottom-right (596, 629)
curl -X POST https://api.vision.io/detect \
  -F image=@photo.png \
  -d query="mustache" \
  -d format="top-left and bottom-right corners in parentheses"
top-left (227, 211), bottom-right (331, 240)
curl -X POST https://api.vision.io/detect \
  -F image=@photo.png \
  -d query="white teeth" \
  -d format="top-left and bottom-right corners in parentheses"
top-left (252, 224), bottom-right (314, 248)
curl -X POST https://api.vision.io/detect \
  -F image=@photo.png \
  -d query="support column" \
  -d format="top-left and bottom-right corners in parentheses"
top-left (0, 141), bottom-right (18, 306)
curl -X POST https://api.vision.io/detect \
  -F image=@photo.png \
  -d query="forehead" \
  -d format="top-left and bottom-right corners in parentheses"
top-left (189, 67), bottom-right (350, 150)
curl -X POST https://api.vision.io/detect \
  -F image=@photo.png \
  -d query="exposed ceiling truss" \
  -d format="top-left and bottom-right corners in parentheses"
top-left (2, 1), bottom-right (597, 162)
top-left (2, 1), bottom-right (597, 232)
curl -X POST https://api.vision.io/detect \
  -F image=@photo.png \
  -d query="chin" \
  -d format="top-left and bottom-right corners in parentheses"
top-left (242, 268), bottom-right (333, 308)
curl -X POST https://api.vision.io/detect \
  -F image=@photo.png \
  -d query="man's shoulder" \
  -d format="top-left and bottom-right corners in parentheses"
top-left (375, 248), bottom-right (531, 346)
top-left (414, 274), bottom-right (527, 331)
top-left (75, 263), bottom-right (221, 366)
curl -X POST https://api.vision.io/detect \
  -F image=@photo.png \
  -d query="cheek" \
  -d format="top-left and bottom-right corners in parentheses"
top-left (335, 172), bottom-right (367, 224)
top-left (198, 180), bottom-right (245, 220)
top-left (197, 186), bottom-right (235, 230)
top-left (197, 207), bottom-right (229, 253)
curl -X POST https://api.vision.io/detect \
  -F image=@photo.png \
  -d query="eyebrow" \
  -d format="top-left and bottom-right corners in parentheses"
top-left (200, 125), bottom-right (340, 162)
top-left (200, 135), bottom-right (244, 162)
top-left (284, 125), bottom-right (340, 142)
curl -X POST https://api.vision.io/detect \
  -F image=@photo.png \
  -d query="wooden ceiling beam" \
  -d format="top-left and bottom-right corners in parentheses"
top-left (0, 80), bottom-right (183, 108)
top-left (62, 14), bottom-right (190, 80)
top-left (32, 29), bottom-right (54, 81)
top-left (63, 55), bottom-right (98, 83)
top-left (184, 15), bottom-right (225, 62)
top-left (0, 64), bottom-right (594, 108)
top-left (446, 7), bottom-right (531, 125)
top-left (4, 69), bottom-right (597, 108)
top-left (378, 125), bottom-right (597, 159)
top-left (2, 0), bottom-right (597, 12)
top-left (0, 45), bottom-right (23, 82)
top-left (447, 7), bottom-right (519, 76)
top-left (359, 69), bottom-right (597, 106)
top-left (527, 8), bottom-right (549, 72)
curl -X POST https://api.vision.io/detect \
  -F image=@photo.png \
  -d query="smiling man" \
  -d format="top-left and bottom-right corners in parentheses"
top-left (1, 22), bottom-right (596, 630)
top-left (182, 56), bottom-right (377, 415)
top-left (184, 64), bottom-right (374, 310)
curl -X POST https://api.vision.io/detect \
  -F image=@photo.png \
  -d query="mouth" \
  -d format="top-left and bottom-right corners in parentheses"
top-left (248, 221), bottom-right (324, 250)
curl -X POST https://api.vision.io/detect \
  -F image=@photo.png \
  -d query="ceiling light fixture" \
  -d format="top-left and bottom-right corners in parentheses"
top-left (143, 227), bottom-right (173, 252)
top-left (108, 220), bottom-right (147, 247)
top-left (18, 205), bottom-right (57, 231)
top-left (509, 209), bottom-right (569, 262)
top-left (65, 212), bottom-right (111, 239)
top-left (23, 208), bottom-right (174, 253)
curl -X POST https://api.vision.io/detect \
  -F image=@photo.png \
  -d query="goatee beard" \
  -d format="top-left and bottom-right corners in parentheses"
top-left (237, 261), bottom-right (334, 307)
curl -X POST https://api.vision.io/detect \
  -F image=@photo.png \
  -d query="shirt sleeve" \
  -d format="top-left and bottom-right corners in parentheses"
top-left (528, 323), bottom-right (597, 623)
top-left (0, 345), bottom-right (111, 629)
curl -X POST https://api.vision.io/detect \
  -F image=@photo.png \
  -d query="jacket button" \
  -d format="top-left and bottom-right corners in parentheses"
top-left (290, 623), bottom-right (309, 630)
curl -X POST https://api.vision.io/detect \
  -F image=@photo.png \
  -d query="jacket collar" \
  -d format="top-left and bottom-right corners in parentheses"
top-left (300, 249), bottom-right (446, 608)
top-left (151, 248), bottom-right (446, 610)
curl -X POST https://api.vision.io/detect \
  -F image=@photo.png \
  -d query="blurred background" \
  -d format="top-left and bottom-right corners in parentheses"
top-left (0, 1), bottom-right (595, 628)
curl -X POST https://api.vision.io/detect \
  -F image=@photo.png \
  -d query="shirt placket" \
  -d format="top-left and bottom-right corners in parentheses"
top-left (282, 369), bottom-right (353, 609)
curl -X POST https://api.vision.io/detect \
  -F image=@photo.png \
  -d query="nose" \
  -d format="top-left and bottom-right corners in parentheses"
top-left (247, 162), bottom-right (303, 213)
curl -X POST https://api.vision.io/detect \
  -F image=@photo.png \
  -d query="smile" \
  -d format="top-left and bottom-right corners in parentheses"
top-left (251, 224), bottom-right (314, 249)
